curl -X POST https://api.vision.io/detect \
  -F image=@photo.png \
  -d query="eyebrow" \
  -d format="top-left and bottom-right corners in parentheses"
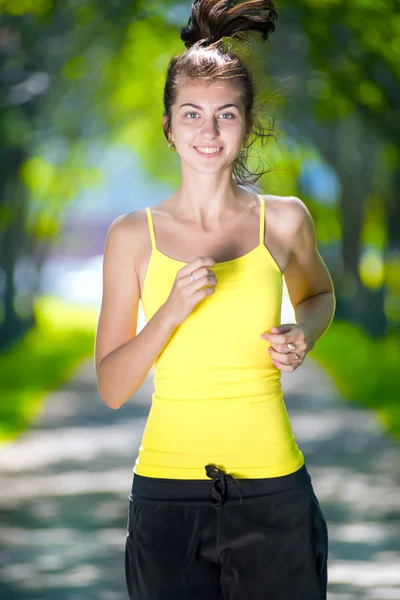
top-left (179, 103), bottom-right (240, 110)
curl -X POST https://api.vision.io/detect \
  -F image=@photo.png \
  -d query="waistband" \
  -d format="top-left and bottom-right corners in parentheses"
top-left (130, 463), bottom-right (312, 511)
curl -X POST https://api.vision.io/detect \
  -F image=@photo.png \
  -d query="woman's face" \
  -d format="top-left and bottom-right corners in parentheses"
top-left (165, 78), bottom-right (248, 174)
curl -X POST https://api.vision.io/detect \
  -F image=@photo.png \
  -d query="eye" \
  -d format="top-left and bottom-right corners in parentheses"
top-left (184, 111), bottom-right (235, 119)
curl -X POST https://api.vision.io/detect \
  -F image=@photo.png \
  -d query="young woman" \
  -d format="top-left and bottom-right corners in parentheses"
top-left (95, 1), bottom-right (335, 598)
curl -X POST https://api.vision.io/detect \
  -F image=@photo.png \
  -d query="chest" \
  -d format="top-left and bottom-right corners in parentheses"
top-left (137, 223), bottom-right (288, 301)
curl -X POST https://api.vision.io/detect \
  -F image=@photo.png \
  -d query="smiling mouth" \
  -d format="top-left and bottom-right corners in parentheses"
top-left (194, 146), bottom-right (223, 156)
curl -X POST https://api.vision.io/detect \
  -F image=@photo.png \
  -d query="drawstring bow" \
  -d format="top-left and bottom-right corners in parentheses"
top-left (205, 464), bottom-right (243, 509)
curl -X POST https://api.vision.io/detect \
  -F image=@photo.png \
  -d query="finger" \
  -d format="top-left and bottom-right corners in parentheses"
top-left (269, 348), bottom-right (302, 364)
top-left (272, 359), bottom-right (295, 372)
top-left (186, 272), bottom-right (217, 292)
top-left (285, 342), bottom-right (298, 350)
top-left (279, 343), bottom-right (303, 355)
top-left (179, 256), bottom-right (216, 275)
top-left (268, 347), bottom-right (293, 363)
top-left (261, 333), bottom-right (289, 344)
top-left (270, 325), bottom-right (293, 335)
top-left (178, 264), bottom-right (217, 285)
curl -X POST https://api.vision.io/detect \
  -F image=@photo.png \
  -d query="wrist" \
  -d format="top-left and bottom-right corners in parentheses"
top-left (297, 323), bottom-right (316, 351)
top-left (157, 305), bottom-right (178, 333)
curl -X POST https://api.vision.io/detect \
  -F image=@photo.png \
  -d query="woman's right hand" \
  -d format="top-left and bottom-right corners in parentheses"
top-left (162, 257), bottom-right (218, 327)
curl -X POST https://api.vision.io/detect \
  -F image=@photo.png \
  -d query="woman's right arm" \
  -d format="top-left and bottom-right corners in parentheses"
top-left (94, 214), bottom-right (177, 410)
top-left (95, 213), bottom-right (217, 409)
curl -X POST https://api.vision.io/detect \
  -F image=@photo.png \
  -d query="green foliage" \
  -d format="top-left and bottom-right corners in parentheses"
top-left (0, 0), bottom-right (51, 16)
top-left (285, 0), bottom-right (400, 131)
top-left (0, 296), bottom-right (97, 444)
top-left (98, 14), bottom-right (184, 188)
top-left (309, 320), bottom-right (400, 442)
top-left (21, 155), bottom-right (103, 241)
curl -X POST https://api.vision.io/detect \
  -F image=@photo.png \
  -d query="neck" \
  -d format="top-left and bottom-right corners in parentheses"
top-left (171, 169), bottom-right (247, 222)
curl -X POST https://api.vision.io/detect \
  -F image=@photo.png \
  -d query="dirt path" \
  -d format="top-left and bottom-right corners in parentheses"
top-left (0, 357), bottom-right (399, 600)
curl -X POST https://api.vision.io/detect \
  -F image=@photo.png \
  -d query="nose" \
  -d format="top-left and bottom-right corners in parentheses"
top-left (199, 114), bottom-right (220, 139)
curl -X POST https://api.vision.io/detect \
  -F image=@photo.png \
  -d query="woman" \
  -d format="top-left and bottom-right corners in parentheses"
top-left (95, 1), bottom-right (335, 598)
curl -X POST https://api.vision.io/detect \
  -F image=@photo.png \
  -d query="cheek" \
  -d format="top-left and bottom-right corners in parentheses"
top-left (176, 122), bottom-right (199, 139)
top-left (224, 122), bottom-right (245, 141)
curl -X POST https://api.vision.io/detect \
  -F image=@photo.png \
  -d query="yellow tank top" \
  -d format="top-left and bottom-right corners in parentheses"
top-left (134, 193), bottom-right (304, 479)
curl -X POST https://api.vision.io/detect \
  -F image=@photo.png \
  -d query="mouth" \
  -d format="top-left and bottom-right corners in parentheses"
top-left (193, 146), bottom-right (223, 157)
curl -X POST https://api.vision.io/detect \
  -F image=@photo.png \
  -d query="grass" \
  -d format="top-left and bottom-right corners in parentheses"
top-left (0, 295), bottom-right (98, 445)
top-left (309, 320), bottom-right (400, 443)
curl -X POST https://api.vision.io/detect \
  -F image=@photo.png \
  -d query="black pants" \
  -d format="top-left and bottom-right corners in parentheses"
top-left (125, 463), bottom-right (328, 600)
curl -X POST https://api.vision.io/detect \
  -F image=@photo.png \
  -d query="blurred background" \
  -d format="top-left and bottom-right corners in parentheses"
top-left (0, 1), bottom-right (399, 599)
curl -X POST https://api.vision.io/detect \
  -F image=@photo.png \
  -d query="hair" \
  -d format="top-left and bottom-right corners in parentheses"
top-left (162, 0), bottom-right (279, 189)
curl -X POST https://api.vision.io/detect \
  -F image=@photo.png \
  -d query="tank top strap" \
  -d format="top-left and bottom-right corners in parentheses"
top-left (258, 194), bottom-right (265, 245)
top-left (145, 207), bottom-right (157, 250)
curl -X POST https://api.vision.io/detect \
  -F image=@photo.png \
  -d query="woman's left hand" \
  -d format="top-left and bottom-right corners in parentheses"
top-left (260, 323), bottom-right (314, 372)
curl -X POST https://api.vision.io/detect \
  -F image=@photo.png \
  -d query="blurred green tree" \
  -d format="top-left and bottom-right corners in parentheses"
top-left (273, 0), bottom-right (400, 335)
top-left (0, 0), bottom-right (178, 348)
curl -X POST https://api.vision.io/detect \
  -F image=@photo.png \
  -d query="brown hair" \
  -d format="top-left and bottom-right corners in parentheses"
top-left (162, 0), bottom-right (279, 189)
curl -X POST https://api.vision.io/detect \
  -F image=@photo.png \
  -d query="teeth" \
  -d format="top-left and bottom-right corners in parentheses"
top-left (196, 147), bottom-right (222, 154)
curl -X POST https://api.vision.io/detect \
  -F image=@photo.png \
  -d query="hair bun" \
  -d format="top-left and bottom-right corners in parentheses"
top-left (199, 35), bottom-right (220, 48)
top-left (180, 0), bottom-right (278, 50)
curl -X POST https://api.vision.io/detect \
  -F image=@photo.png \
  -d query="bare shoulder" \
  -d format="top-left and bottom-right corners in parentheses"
top-left (265, 195), bottom-right (334, 303)
top-left (106, 208), bottom-right (151, 263)
top-left (107, 209), bottom-right (147, 243)
top-left (263, 194), bottom-right (311, 233)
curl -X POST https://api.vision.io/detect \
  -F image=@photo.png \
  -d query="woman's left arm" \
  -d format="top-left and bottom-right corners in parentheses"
top-left (261, 196), bottom-right (336, 370)
top-left (285, 196), bottom-right (336, 347)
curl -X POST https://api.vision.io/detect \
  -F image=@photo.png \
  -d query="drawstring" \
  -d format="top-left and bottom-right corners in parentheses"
top-left (205, 464), bottom-right (243, 510)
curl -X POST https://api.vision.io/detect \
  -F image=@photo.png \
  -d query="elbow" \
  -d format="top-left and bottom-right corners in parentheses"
top-left (96, 360), bottom-right (136, 409)
top-left (104, 397), bottom-right (122, 410)
top-left (97, 385), bottom-right (122, 410)
top-left (96, 359), bottom-right (123, 409)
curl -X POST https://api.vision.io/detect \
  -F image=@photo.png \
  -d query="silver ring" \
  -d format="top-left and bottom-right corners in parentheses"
top-left (286, 343), bottom-right (297, 350)
top-left (189, 272), bottom-right (195, 281)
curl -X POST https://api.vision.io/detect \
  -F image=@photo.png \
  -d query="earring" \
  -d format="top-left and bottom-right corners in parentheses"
top-left (168, 139), bottom-right (176, 151)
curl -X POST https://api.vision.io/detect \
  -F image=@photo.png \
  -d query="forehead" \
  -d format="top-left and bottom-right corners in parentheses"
top-left (176, 78), bottom-right (243, 107)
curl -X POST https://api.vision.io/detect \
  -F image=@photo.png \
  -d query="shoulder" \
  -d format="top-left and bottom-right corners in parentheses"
top-left (106, 209), bottom-right (148, 244)
top-left (107, 208), bottom-right (147, 232)
top-left (263, 194), bottom-right (315, 239)
top-left (103, 209), bottom-right (150, 269)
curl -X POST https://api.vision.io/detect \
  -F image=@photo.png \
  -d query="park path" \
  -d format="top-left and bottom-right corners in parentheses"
top-left (0, 355), bottom-right (399, 600)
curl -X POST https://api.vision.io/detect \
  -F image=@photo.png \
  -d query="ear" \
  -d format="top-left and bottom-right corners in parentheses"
top-left (162, 114), bottom-right (171, 139)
